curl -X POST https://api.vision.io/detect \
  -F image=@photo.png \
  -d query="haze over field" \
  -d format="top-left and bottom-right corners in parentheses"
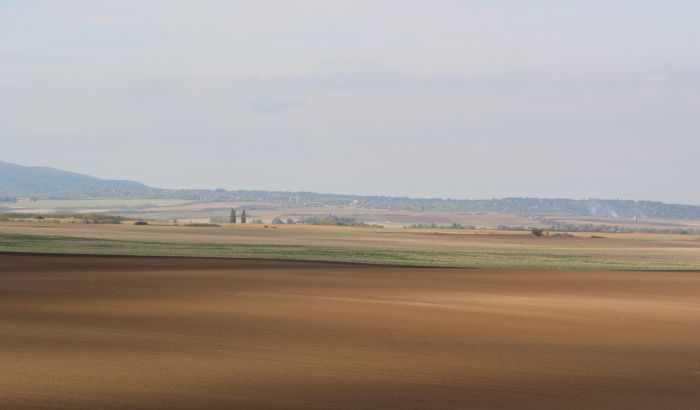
top-left (2, 1), bottom-right (699, 203)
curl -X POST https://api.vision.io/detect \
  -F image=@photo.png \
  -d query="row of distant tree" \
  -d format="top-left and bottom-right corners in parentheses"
top-left (540, 222), bottom-right (696, 235)
top-left (267, 215), bottom-right (370, 227)
top-left (0, 213), bottom-right (124, 224)
top-left (271, 217), bottom-right (295, 225)
top-left (406, 223), bottom-right (477, 230)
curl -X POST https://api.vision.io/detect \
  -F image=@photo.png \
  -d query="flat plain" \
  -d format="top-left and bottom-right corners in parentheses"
top-left (1, 254), bottom-right (698, 409)
top-left (6, 199), bottom-right (700, 232)
top-left (1, 221), bottom-right (700, 270)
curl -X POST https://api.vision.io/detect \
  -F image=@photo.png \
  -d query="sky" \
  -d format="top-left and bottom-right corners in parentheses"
top-left (1, 1), bottom-right (699, 204)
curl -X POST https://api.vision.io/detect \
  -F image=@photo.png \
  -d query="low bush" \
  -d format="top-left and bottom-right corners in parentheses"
top-left (531, 228), bottom-right (545, 237)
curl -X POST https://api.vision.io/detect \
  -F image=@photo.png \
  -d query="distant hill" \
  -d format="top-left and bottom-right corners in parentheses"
top-left (0, 160), bottom-right (147, 197)
top-left (2, 160), bottom-right (700, 220)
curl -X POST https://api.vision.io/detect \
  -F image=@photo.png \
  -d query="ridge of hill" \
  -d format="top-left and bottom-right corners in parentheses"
top-left (0, 160), bottom-right (146, 197)
top-left (2, 160), bottom-right (700, 220)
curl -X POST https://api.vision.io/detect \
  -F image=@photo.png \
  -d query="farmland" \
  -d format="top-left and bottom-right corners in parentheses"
top-left (3, 196), bottom-right (700, 410)
top-left (2, 254), bottom-right (699, 409)
top-left (1, 221), bottom-right (699, 270)
top-left (2, 208), bottom-right (699, 410)
top-left (5, 198), bottom-right (700, 233)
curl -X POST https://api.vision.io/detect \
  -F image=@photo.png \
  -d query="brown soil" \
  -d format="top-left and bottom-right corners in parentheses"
top-left (1, 254), bottom-right (699, 409)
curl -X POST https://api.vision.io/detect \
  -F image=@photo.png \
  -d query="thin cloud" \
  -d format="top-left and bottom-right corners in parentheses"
top-left (247, 97), bottom-right (306, 116)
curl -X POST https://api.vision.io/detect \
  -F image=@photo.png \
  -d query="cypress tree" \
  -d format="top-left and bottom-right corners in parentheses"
top-left (241, 209), bottom-right (247, 224)
top-left (229, 208), bottom-right (237, 224)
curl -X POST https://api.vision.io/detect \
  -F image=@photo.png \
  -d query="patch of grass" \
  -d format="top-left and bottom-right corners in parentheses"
top-left (1, 232), bottom-right (698, 270)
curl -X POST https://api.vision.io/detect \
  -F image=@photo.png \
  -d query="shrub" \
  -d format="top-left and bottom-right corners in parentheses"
top-left (531, 227), bottom-right (545, 237)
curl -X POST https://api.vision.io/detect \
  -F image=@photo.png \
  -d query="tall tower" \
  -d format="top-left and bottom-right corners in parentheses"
top-left (241, 209), bottom-right (247, 224)
top-left (229, 208), bottom-right (237, 224)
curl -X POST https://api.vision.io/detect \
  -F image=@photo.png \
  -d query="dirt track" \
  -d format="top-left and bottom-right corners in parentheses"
top-left (1, 254), bottom-right (699, 409)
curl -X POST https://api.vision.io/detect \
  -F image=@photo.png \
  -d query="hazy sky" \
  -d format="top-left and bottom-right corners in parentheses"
top-left (1, 1), bottom-right (699, 203)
